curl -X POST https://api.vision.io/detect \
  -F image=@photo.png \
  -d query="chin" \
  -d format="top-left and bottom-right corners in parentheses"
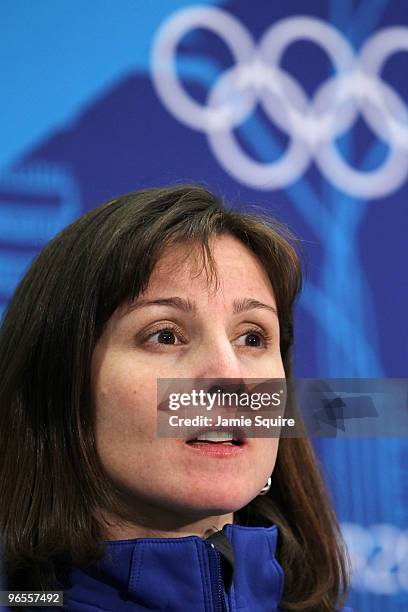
top-left (171, 486), bottom-right (259, 516)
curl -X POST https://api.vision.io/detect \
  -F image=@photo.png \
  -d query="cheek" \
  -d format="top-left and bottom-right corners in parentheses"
top-left (262, 438), bottom-right (279, 462)
top-left (273, 359), bottom-right (285, 379)
top-left (93, 359), bottom-right (157, 441)
top-left (256, 439), bottom-right (279, 477)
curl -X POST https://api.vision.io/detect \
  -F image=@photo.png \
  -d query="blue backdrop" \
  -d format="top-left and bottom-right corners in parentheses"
top-left (1, 1), bottom-right (407, 609)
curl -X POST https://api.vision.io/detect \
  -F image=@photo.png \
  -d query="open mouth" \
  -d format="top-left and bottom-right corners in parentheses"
top-left (185, 431), bottom-right (244, 446)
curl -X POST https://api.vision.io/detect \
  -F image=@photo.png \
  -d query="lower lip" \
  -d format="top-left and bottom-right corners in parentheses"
top-left (184, 441), bottom-right (247, 457)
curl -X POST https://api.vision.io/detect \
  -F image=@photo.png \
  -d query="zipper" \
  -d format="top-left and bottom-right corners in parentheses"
top-left (215, 545), bottom-right (227, 612)
top-left (206, 541), bottom-right (228, 612)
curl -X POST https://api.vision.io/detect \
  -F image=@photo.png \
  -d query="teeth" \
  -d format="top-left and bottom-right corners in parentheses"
top-left (194, 431), bottom-right (234, 442)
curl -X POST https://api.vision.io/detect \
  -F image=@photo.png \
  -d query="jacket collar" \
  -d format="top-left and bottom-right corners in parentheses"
top-left (67, 524), bottom-right (284, 611)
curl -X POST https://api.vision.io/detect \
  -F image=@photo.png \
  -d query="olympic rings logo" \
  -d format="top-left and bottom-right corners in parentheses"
top-left (151, 7), bottom-right (408, 199)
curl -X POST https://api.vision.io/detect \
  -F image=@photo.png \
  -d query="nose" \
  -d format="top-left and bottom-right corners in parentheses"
top-left (191, 334), bottom-right (247, 411)
top-left (193, 331), bottom-right (244, 381)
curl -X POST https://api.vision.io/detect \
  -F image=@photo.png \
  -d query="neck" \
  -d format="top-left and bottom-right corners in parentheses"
top-left (98, 507), bottom-right (235, 540)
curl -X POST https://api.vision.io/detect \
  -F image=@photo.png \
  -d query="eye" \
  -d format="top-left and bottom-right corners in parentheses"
top-left (143, 325), bottom-right (185, 346)
top-left (235, 328), bottom-right (270, 348)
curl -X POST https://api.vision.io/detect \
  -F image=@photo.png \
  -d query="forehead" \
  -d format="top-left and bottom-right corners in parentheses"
top-left (143, 235), bottom-right (275, 303)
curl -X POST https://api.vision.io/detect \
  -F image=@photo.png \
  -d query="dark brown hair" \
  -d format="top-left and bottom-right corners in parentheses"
top-left (0, 184), bottom-right (348, 610)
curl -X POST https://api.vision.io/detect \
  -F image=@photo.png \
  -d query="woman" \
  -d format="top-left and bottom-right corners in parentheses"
top-left (0, 184), bottom-right (350, 611)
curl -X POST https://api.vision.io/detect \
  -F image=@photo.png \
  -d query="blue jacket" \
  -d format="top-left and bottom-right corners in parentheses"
top-left (18, 525), bottom-right (352, 612)
top-left (23, 523), bottom-right (353, 611)
top-left (65, 523), bottom-right (283, 611)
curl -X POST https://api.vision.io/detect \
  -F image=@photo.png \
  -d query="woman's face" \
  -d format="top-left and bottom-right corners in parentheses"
top-left (92, 234), bottom-right (285, 527)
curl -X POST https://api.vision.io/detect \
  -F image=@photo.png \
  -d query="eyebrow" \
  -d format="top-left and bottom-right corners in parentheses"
top-left (122, 296), bottom-right (278, 318)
